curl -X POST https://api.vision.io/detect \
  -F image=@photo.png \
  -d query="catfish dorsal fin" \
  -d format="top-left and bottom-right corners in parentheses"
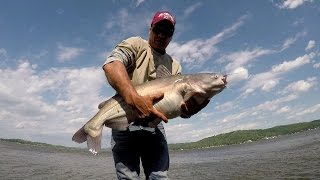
top-left (156, 64), bottom-right (172, 79)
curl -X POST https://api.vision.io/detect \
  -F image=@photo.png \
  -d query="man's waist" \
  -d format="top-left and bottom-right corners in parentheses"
top-left (129, 122), bottom-right (163, 132)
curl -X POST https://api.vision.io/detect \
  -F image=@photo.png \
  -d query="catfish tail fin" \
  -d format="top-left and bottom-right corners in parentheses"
top-left (72, 125), bottom-right (103, 155)
top-left (72, 126), bottom-right (87, 143)
top-left (87, 132), bottom-right (102, 155)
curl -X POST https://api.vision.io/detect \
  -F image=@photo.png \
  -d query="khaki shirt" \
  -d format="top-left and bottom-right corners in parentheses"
top-left (104, 37), bottom-right (182, 131)
top-left (104, 36), bottom-right (182, 85)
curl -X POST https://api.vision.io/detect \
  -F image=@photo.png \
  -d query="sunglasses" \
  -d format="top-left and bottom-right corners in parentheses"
top-left (152, 26), bottom-right (174, 37)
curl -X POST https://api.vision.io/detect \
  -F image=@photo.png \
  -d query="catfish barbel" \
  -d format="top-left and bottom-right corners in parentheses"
top-left (72, 72), bottom-right (227, 154)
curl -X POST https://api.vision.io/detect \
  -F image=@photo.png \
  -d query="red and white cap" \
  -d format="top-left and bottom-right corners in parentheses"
top-left (151, 11), bottom-right (175, 27)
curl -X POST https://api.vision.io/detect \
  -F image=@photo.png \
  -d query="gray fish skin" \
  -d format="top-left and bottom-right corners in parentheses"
top-left (72, 73), bottom-right (227, 154)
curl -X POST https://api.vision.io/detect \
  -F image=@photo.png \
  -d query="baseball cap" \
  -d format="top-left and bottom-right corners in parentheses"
top-left (151, 11), bottom-right (175, 28)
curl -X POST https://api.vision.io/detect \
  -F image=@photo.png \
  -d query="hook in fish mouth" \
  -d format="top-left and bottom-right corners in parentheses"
top-left (222, 75), bottom-right (228, 85)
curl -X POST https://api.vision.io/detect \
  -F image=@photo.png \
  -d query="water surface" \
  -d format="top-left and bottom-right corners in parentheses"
top-left (1, 128), bottom-right (319, 179)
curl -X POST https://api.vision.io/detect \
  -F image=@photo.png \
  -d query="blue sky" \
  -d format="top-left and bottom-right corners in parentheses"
top-left (0, 0), bottom-right (319, 147)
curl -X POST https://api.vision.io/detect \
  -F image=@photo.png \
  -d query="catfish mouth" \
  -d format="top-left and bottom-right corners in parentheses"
top-left (220, 75), bottom-right (228, 90)
top-left (222, 75), bottom-right (228, 86)
top-left (216, 75), bottom-right (228, 89)
top-left (209, 76), bottom-right (227, 96)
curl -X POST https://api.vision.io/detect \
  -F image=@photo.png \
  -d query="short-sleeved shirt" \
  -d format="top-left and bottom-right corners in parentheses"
top-left (104, 36), bottom-right (182, 130)
top-left (104, 36), bottom-right (182, 85)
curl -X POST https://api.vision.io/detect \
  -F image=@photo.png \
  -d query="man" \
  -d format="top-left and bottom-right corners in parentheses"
top-left (103, 11), bottom-right (208, 179)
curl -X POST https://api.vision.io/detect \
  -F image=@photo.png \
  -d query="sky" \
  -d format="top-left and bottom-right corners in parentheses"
top-left (0, 0), bottom-right (319, 148)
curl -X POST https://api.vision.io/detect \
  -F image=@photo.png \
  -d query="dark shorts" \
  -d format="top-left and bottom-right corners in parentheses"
top-left (111, 123), bottom-right (169, 180)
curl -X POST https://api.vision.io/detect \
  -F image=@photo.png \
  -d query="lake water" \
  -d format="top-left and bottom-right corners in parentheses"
top-left (1, 128), bottom-right (319, 180)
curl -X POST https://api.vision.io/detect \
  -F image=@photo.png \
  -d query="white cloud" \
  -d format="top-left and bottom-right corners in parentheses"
top-left (221, 111), bottom-right (249, 123)
top-left (184, 2), bottom-right (202, 16)
top-left (227, 67), bottom-right (249, 85)
top-left (57, 44), bottom-right (84, 62)
top-left (281, 77), bottom-right (317, 94)
top-left (135, 0), bottom-right (145, 7)
top-left (261, 79), bottom-right (279, 91)
top-left (168, 39), bottom-right (219, 69)
top-left (56, 8), bottom-right (64, 15)
top-left (53, 67), bottom-right (107, 114)
top-left (278, 0), bottom-right (313, 9)
top-left (0, 61), bottom-right (107, 144)
top-left (276, 106), bottom-right (291, 114)
top-left (165, 122), bottom-right (224, 143)
top-left (0, 48), bottom-right (8, 59)
top-left (313, 62), bottom-right (320, 69)
top-left (292, 18), bottom-right (304, 26)
top-left (98, 50), bottom-right (111, 61)
top-left (256, 94), bottom-right (298, 112)
top-left (281, 37), bottom-right (297, 51)
top-left (215, 101), bottom-right (238, 111)
top-left (242, 53), bottom-right (313, 96)
top-left (305, 40), bottom-right (316, 51)
top-left (165, 123), bottom-right (195, 143)
top-left (0, 48), bottom-right (8, 67)
top-left (16, 121), bottom-right (40, 129)
top-left (103, 9), bottom-right (150, 43)
top-left (220, 48), bottom-right (273, 72)
top-left (244, 88), bottom-right (254, 94)
top-left (33, 50), bottom-right (49, 60)
top-left (221, 94), bottom-right (298, 123)
top-left (216, 34), bottom-right (313, 88)
top-left (295, 104), bottom-right (320, 116)
top-left (280, 32), bottom-right (306, 51)
top-left (242, 71), bottom-right (279, 95)
top-left (271, 53), bottom-right (312, 73)
top-left (168, 15), bottom-right (249, 68)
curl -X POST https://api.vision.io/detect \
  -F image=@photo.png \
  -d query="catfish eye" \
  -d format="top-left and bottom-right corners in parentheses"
top-left (214, 74), bottom-right (219, 79)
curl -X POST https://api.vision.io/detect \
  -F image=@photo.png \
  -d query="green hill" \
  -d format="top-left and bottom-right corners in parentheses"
top-left (0, 138), bottom-right (58, 147)
top-left (168, 119), bottom-right (320, 150)
top-left (1, 119), bottom-right (319, 151)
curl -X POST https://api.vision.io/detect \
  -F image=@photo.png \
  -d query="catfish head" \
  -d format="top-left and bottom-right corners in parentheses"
top-left (183, 73), bottom-right (227, 104)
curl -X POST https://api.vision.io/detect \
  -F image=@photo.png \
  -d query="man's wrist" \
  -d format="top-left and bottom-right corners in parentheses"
top-left (122, 89), bottom-right (139, 107)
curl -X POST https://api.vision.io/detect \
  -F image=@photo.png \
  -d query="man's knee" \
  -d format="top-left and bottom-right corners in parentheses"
top-left (115, 162), bottom-right (140, 180)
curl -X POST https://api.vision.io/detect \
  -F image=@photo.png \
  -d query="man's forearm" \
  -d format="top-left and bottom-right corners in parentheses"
top-left (103, 61), bottom-right (138, 106)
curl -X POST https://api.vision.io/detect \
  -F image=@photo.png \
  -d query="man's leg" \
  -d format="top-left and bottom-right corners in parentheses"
top-left (140, 124), bottom-right (169, 180)
top-left (111, 129), bottom-right (141, 180)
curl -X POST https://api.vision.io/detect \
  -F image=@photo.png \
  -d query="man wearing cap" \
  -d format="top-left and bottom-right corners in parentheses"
top-left (102, 11), bottom-right (208, 179)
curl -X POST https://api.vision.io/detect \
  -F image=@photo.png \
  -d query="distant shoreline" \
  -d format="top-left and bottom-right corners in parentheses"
top-left (1, 119), bottom-right (319, 152)
top-left (169, 119), bottom-right (320, 150)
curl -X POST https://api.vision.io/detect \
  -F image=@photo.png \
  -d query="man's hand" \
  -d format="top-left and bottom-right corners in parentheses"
top-left (180, 97), bottom-right (210, 118)
top-left (129, 92), bottom-right (168, 123)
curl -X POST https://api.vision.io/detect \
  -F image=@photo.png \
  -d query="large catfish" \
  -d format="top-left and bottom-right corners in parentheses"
top-left (72, 67), bottom-right (227, 154)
